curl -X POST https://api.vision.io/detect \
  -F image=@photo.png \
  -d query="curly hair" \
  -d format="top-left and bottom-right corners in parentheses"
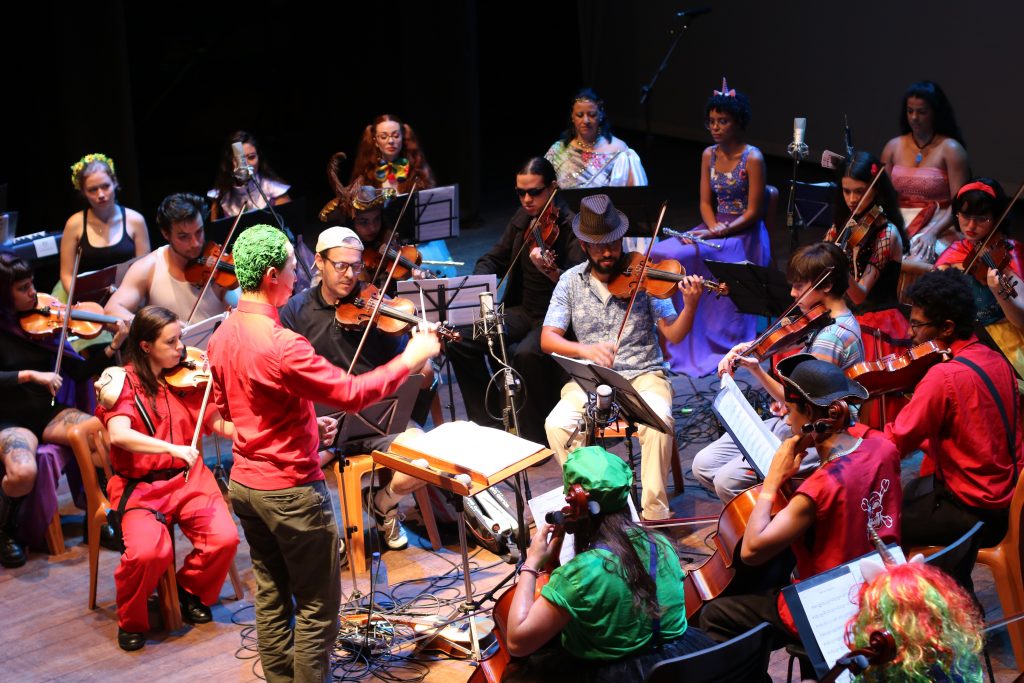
top-left (705, 90), bottom-right (752, 130)
top-left (232, 224), bottom-right (289, 292)
top-left (348, 114), bottom-right (436, 194)
top-left (560, 87), bottom-right (614, 146)
top-left (905, 269), bottom-right (977, 340)
top-left (845, 563), bottom-right (984, 683)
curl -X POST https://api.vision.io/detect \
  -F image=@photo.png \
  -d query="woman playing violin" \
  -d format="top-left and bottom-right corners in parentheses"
top-left (826, 151), bottom-right (912, 427)
top-left (649, 78), bottom-right (771, 377)
top-left (935, 179), bottom-right (1024, 332)
top-left (699, 355), bottom-right (902, 674)
top-left (96, 305), bottom-right (238, 651)
top-left (502, 446), bottom-right (714, 683)
top-left (693, 243), bottom-right (865, 503)
top-left (0, 252), bottom-right (128, 568)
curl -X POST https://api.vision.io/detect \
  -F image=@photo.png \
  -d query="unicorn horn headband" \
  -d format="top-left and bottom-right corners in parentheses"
top-left (713, 77), bottom-right (736, 97)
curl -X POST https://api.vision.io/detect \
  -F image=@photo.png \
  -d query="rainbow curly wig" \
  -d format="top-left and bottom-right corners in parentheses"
top-left (845, 563), bottom-right (984, 682)
top-left (232, 224), bottom-right (289, 292)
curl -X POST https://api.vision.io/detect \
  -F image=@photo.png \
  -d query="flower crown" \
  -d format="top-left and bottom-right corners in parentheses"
top-left (713, 77), bottom-right (736, 98)
top-left (70, 153), bottom-right (116, 191)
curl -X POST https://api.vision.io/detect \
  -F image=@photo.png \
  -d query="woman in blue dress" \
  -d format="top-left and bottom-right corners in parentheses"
top-left (650, 79), bottom-right (771, 377)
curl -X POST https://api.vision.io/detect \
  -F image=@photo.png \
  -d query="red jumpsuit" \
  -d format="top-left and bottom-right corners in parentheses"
top-left (99, 366), bottom-right (239, 632)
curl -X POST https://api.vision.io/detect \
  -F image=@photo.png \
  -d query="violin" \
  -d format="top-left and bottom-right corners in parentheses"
top-left (607, 252), bottom-right (730, 300)
top-left (732, 303), bottom-right (832, 369)
top-left (683, 405), bottom-right (850, 618)
top-left (959, 238), bottom-right (1019, 301)
top-left (19, 293), bottom-right (121, 339)
top-left (524, 192), bottom-right (561, 270)
top-left (184, 241), bottom-right (237, 289)
top-left (844, 340), bottom-right (951, 396)
top-left (163, 346), bottom-right (211, 389)
top-left (835, 205), bottom-right (887, 281)
top-left (334, 283), bottom-right (461, 342)
top-left (478, 485), bottom-right (592, 683)
top-left (361, 243), bottom-right (438, 282)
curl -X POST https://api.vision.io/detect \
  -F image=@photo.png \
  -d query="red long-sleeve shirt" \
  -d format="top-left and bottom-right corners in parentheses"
top-left (208, 300), bottom-right (410, 489)
top-left (884, 336), bottom-right (1023, 509)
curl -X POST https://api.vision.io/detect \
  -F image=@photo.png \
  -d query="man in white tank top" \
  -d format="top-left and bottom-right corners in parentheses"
top-left (106, 193), bottom-right (234, 326)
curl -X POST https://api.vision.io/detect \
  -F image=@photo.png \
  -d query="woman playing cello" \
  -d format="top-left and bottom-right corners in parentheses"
top-left (501, 445), bottom-right (714, 682)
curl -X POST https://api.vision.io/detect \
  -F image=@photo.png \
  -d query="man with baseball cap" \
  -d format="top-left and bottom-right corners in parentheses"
top-left (699, 354), bottom-right (902, 662)
top-left (279, 225), bottom-right (434, 552)
top-left (540, 194), bottom-right (705, 521)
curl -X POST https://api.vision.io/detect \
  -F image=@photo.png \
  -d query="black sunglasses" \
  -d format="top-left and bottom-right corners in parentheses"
top-left (515, 187), bottom-right (547, 198)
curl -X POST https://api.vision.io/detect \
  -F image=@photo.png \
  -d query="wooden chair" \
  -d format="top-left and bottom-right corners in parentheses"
top-left (67, 417), bottom-right (183, 631)
top-left (333, 454), bottom-right (442, 574)
top-left (911, 476), bottom-right (1024, 669)
top-left (603, 419), bottom-right (686, 496)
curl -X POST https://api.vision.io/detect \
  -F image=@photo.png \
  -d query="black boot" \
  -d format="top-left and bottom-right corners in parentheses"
top-left (0, 494), bottom-right (26, 568)
top-left (178, 585), bottom-right (212, 624)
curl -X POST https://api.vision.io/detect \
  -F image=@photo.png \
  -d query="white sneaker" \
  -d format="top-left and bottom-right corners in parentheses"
top-left (363, 486), bottom-right (409, 551)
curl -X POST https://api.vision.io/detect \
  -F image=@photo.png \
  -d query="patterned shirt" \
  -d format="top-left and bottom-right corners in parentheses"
top-left (805, 311), bottom-right (864, 369)
top-left (544, 261), bottom-right (676, 378)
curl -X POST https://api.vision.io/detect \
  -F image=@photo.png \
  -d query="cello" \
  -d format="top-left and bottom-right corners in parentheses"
top-left (682, 401), bottom-right (851, 619)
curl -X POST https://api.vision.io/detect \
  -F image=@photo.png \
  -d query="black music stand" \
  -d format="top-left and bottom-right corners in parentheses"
top-left (205, 198), bottom-right (308, 248)
top-left (74, 258), bottom-right (138, 305)
top-left (551, 353), bottom-right (669, 510)
top-left (320, 375), bottom-right (421, 598)
top-left (705, 260), bottom-right (795, 319)
top-left (795, 181), bottom-right (836, 231)
top-left (384, 185), bottom-right (460, 242)
top-left (559, 186), bottom-right (661, 237)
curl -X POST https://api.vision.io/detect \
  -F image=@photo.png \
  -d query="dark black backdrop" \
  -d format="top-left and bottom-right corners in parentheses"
top-left (2, 2), bottom-right (583, 238)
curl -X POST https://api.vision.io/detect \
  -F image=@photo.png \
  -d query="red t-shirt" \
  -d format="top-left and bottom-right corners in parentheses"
top-left (98, 364), bottom-right (204, 479)
top-left (208, 300), bottom-right (410, 490)
top-left (885, 337), bottom-right (1023, 509)
top-left (776, 436), bottom-right (903, 633)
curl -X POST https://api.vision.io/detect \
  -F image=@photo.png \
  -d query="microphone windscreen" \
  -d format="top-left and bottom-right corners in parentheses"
top-left (231, 142), bottom-right (246, 169)
top-left (479, 291), bottom-right (494, 317)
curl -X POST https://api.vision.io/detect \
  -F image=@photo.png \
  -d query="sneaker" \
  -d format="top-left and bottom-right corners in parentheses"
top-left (339, 537), bottom-right (348, 567)
top-left (362, 486), bottom-right (408, 551)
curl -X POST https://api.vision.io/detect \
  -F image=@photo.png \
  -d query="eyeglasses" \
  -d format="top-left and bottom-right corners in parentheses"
top-left (956, 213), bottom-right (993, 226)
top-left (324, 258), bottom-right (363, 275)
top-left (515, 187), bottom-right (547, 198)
top-left (376, 132), bottom-right (401, 142)
top-left (908, 320), bottom-right (937, 332)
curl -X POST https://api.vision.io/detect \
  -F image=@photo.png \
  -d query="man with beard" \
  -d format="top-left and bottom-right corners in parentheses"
top-left (540, 194), bottom-right (704, 521)
top-left (106, 193), bottom-right (235, 323)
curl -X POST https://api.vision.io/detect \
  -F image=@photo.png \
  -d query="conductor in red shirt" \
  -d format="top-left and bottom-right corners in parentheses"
top-left (207, 224), bottom-right (440, 682)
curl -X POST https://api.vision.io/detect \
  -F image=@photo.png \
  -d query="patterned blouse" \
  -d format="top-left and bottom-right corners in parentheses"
top-left (710, 145), bottom-right (755, 215)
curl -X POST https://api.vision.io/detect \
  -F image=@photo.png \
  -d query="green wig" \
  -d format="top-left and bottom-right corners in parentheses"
top-left (232, 224), bottom-right (289, 292)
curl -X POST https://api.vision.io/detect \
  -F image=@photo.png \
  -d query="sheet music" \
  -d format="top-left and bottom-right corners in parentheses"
top-left (712, 374), bottom-right (780, 478)
top-left (180, 312), bottom-right (228, 351)
top-left (396, 421), bottom-right (543, 478)
top-left (793, 546), bottom-right (906, 682)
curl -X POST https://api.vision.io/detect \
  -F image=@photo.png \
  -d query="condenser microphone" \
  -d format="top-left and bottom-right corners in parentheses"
top-left (787, 117), bottom-right (809, 160)
top-left (595, 385), bottom-right (613, 425)
top-left (231, 142), bottom-right (252, 185)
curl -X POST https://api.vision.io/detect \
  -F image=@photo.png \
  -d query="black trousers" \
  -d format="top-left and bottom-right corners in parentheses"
top-left (445, 306), bottom-right (565, 444)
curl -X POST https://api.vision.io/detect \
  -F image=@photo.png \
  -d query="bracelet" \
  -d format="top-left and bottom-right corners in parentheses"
top-left (519, 565), bottom-right (542, 578)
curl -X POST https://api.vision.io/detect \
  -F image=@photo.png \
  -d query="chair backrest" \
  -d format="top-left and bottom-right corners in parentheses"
top-left (924, 520), bottom-right (984, 589)
top-left (67, 417), bottom-right (112, 517)
top-left (764, 184), bottom-right (780, 234)
top-left (644, 622), bottom-right (773, 683)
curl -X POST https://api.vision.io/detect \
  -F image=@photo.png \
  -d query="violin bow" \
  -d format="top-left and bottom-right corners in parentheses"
top-left (347, 181), bottom-right (419, 375)
top-left (185, 199), bottom-right (249, 328)
top-left (613, 201), bottom-right (668, 356)
top-left (184, 355), bottom-right (216, 484)
top-left (736, 266), bottom-right (835, 365)
top-left (50, 244), bottom-right (84, 406)
top-left (370, 182), bottom-right (420, 284)
top-left (962, 180), bottom-right (1024, 273)
top-left (832, 166), bottom-right (888, 246)
top-left (496, 187), bottom-right (560, 297)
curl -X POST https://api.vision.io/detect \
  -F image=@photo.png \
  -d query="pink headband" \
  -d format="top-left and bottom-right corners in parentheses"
top-left (957, 181), bottom-right (996, 199)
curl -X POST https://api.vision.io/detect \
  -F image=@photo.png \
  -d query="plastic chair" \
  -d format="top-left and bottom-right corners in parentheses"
top-left (333, 454), bottom-right (441, 574)
top-left (67, 417), bottom-right (183, 631)
top-left (645, 622), bottom-right (773, 683)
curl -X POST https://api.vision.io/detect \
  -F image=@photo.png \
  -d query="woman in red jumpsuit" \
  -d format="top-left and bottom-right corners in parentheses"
top-left (97, 305), bottom-right (238, 651)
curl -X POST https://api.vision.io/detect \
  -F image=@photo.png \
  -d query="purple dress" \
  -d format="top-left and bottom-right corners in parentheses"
top-left (650, 145), bottom-right (771, 376)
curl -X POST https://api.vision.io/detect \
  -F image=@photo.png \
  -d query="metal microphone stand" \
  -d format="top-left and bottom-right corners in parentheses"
top-left (639, 12), bottom-right (700, 153)
top-left (238, 167), bottom-right (314, 282)
top-left (785, 141), bottom-right (809, 253)
top-left (472, 302), bottom-right (531, 557)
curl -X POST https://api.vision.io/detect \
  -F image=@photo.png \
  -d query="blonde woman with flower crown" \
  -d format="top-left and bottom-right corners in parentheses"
top-left (58, 154), bottom-right (150, 300)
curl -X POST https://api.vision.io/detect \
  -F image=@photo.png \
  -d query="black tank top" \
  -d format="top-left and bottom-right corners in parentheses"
top-left (79, 206), bottom-right (136, 273)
